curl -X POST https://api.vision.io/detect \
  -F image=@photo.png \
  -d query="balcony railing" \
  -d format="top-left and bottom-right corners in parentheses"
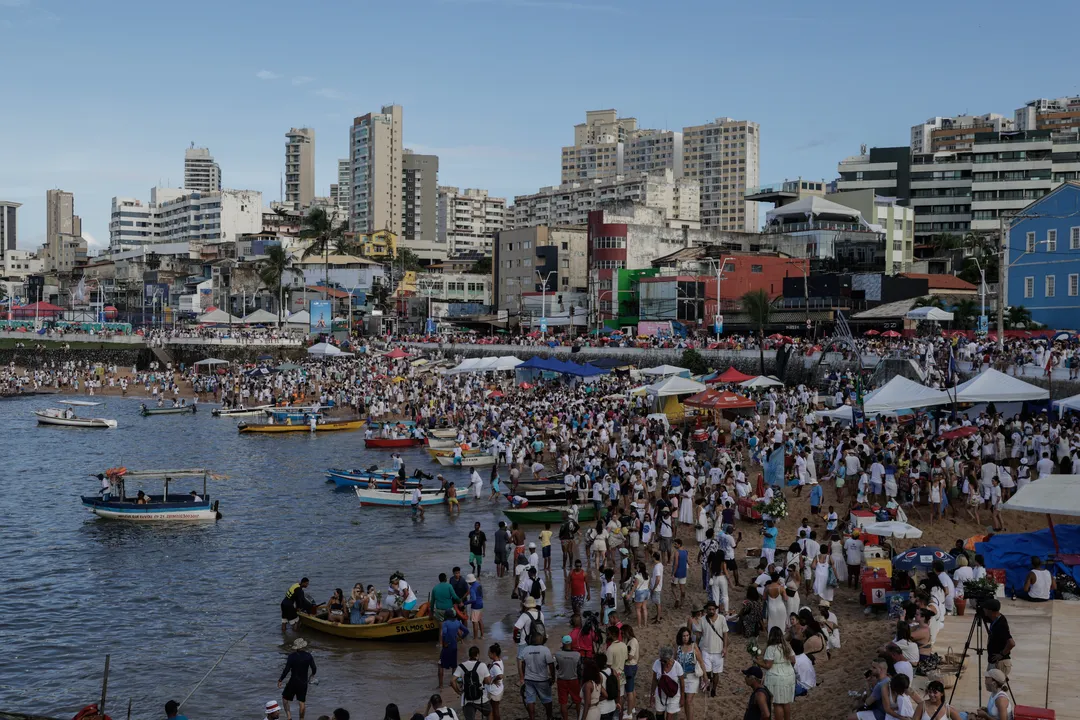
top-left (763, 221), bottom-right (869, 234)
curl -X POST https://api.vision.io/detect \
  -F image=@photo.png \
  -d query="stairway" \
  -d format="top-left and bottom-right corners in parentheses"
top-left (150, 346), bottom-right (174, 366)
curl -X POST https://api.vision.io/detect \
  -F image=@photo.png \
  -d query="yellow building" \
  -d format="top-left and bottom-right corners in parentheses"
top-left (354, 229), bottom-right (397, 259)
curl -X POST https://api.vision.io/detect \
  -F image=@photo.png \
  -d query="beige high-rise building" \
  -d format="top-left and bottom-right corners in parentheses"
top-left (285, 128), bottom-right (315, 208)
top-left (44, 189), bottom-right (86, 272)
top-left (183, 145), bottom-right (221, 192)
top-left (438, 186), bottom-right (507, 258)
top-left (350, 105), bottom-right (402, 234)
top-left (682, 117), bottom-right (760, 232)
top-left (561, 110), bottom-right (638, 183)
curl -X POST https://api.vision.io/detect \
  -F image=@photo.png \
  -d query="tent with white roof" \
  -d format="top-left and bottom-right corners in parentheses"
top-left (954, 368), bottom-right (1048, 403)
top-left (242, 308), bottom-right (280, 324)
top-left (641, 364), bottom-right (690, 378)
top-left (446, 356), bottom-right (523, 374)
top-left (905, 306), bottom-right (954, 322)
top-left (196, 308), bottom-right (242, 324)
top-left (863, 375), bottom-right (952, 414)
top-left (644, 375), bottom-right (707, 397)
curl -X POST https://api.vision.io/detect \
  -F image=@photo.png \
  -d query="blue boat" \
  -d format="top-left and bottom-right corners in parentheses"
top-left (82, 468), bottom-right (221, 522)
top-left (354, 487), bottom-right (467, 507)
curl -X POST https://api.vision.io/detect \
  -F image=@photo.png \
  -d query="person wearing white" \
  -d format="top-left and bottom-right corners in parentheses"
top-left (651, 647), bottom-right (684, 716)
top-left (470, 469), bottom-right (483, 499)
top-left (1023, 557), bottom-right (1055, 601)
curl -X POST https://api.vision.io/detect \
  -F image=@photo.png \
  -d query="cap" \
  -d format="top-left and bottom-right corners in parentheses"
top-left (742, 666), bottom-right (764, 679)
top-left (266, 701), bottom-right (281, 713)
top-left (466, 573), bottom-right (477, 583)
top-left (529, 542), bottom-right (536, 548)
top-left (985, 669), bottom-right (1007, 685)
top-left (562, 635), bottom-right (573, 645)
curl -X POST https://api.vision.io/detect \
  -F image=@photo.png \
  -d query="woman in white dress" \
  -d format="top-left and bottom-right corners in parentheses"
top-left (811, 550), bottom-right (835, 602)
top-left (680, 485), bottom-right (696, 526)
top-left (829, 538), bottom-right (848, 586)
top-left (694, 498), bottom-right (709, 543)
top-left (764, 577), bottom-right (789, 633)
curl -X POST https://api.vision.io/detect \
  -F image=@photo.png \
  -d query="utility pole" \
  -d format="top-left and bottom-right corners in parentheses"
top-left (997, 213), bottom-right (1007, 351)
top-left (536, 270), bottom-right (556, 336)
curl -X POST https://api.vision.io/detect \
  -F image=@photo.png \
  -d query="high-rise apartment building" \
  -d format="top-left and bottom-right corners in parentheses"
top-left (910, 114), bottom-right (1014, 155)
top-left (401, 150), bottom-right (440, 258)
top-left (44, 189), bottom-right (86, 273)
top-left (330, 158), bottom-right (351, 213)
top-left (350, 105), bottom-right (402, 234)
top-left (625, 130), bottom-right (683, 177)
top-left (1015, 96), bottom-right (1080, 133)
top-left (438, 187), bottom-right (507, 258)
top-left (285, 128), bottom-right (315, 207)
top-left (183, 146), bottom-right (221, 192)
top-left (0, 200), bottom-right (19, 255)
top-left (561, 110), bottom-right (637, 183)
top-left (682, 117), bottom-right (760, 232)
top-left (109, 188), bottom-right (263, 249)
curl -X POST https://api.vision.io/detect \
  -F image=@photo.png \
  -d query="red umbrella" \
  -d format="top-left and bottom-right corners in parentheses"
top-left (488, 390), bottom-right (505, 398)
top-left (767, 333), bottom-right (786, 340)
top-left (384, 347), bottom-right (409, 359)
top-left (881, 330), bottom-right (901, 338)
top-left (519, 382), bottom-right (534, 390)
top-left (864, 329), bottom-right (880, 336)
top-left (942, 426), bottom-right (978, 440)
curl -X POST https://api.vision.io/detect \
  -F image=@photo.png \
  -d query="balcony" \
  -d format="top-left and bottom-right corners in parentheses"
top-left (763, 220), bottom-right (868, 234)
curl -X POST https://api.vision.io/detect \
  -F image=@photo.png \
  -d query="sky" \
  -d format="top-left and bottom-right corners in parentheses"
top-left (2, 0), bottom-right (1079, 252)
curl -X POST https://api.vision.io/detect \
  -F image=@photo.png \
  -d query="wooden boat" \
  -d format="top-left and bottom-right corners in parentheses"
top-left (435, 453), bottom-right (497, 468)
top-left (327, 474), bottom-right (423, 490)
top-left (367, 419), bottom-right (417, 429)
top-left (429, 428), bottom-right (459, 439)
top-left (237, 417), bottom-right (364, 433)
top-left (326, 467), bottom-right (397, 481)
top-left (426, 437), bottom-right (461, 450)
top-left (140, 404), bottom-right (197, 416)
top-left (35, 403), bottom-right (117, 429)
top-left (426, 445), bottom-right (485, 458)
top-left (365, 437), bottom-right (423, 448)
top-left (503, 505), bottom-right (596, 524)
top-left (81, 468), bottom-right (221, 521)
top-left (263, 405), bottom-right (322, 416)
top-left (505, 488), bottom-right (571, 506)
top-left (212, 404), bottom-right (272, 417)
top-left (297, 611), bottom-right (439, 641)
top-left (354, 487), bottom-right (466, 507)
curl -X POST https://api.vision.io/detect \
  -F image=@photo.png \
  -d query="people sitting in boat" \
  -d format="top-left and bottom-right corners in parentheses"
top-left (64, 407), bottom-right (74, 419)
top-left (364, 427), bottom-right (373, 440)
top-left (156, 397), bottom-right (164, 408)
top-left (189, 490), bottom-right (203, 502)
top-left (387, 572), bottom-right (419, 618)
top-left (136, 490), bottom-right (149, 505)
top-left (326, 588), bottom-right (346, 624)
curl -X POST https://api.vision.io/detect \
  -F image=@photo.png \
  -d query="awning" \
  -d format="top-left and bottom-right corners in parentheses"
top-left (954, 368), bottom-right (1049, 403)
top-left (644, 375), bottom-right (707, 397)
top-left (863, 375), bottom-right (952, 413)
top-left (683, 389), bottom-right (756, 410)
top-left (905, 306), bottom-right (954, 322)
top-left (641, 364), bottom-right (690, 377)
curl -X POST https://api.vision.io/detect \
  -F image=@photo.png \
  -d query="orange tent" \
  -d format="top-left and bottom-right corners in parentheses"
top-left (710, 366), bottom-right (756, 384)
top-left (683, 389), bottom-right (756, 411)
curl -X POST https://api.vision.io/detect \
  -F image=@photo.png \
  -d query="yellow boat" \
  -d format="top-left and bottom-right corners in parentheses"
top-left (237, 418), bottom-right (365, 434)
top-left (297, 612), bottom-right (439, 641)
top-left (426, 446), bottom-right (485, 458)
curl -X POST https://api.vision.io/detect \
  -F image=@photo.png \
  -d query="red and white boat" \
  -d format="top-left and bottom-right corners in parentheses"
top-left (364, 437), bottom-right (423, 449)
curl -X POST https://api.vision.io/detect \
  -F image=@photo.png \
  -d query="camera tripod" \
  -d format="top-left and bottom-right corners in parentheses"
top-left (947, 604), bottom-right (1016, 708)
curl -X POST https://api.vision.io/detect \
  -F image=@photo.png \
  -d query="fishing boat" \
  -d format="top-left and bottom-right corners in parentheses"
top-left (140, 403), bottom-right (197, 416)
top-left (429, 428), bottom-right (459, 439)
top-left (212, 404), bottom-right (272, 417)
top-left (426, 445), bottom-right (486, 459)
top-left (297, 611), bottom-right (439, 641)
top-left (327, 474), bottom-right (424, 490)
top-left (354, 487), bottom-right (463, 507)
top-left (81, 468), bottom-right (221, 521)
top-left (504, 488), bottom-right (571, 506)
top-left (35, 401), bottom-right (117, 429)
top-left (426, 437), bottom-right (461, 450)
top-left (367, 419), bottom-right (417, 429)
top-left (263, 405), bottom-right (322, 417)
top-left (237, 417), bottom-right (364, 433)
top-left (503, 505), bottom-right (596, 524)
top-left (365, 437), bottom-right (423, 449)
top-left (326, 467), bottom-right (398, 481)
top-left (435, 453), bottom-right (497, 468)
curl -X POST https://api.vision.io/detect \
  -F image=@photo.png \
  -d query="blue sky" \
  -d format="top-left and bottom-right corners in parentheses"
top-left (2, 0), bottom-right (1078, 251)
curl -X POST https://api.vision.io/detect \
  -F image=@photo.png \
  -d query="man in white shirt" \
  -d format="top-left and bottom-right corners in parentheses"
top-left (452, 645), bottom-right (491, 719)
top-left (843, 533), bottom-right (864, 589)
top-left (792, 639), bottom-right (816, 697)
top-left (1036, 452), bottom-right (1055, 479)
top-left (884, 644), bottom-right (913, 682)
top-left (650, 553), bottom-right (665, 623)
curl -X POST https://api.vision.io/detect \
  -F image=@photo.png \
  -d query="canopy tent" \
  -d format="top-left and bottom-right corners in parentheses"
top-left (954, 368), bottom-right (1049, 403)
top-left (740, 375), bottom-right (784, 389)
top-left (590, 357), bottom-right (631, 370)
top-left (1055, 392), bottom-right (1080, 415)
top-left (714, 366), bottom-right (757, 384)
top-left (905, 306), bottom-right (954, 322)
top-left (241, 309), bottom-right (280, 324)
top-left (863, 375), bottom-right (952, 414)
top-left (683, 389), bottom-right (756, 411)
top-left (640, 364), bottom-right (690, 378)
top-left (1004, 475), bottom-right (1080, 518)
top-left (285, 310), bottom-right (310, 327)
top-left (863, 521), bottom-right (923, 539)
top-left (644, 375), bottom-right (707, 398)
top-left (196, 308), bottom-right (242, 324)
top-left (814, 405), bottom-right (855, 423)
top-left (446, 356), bottom-right (523, 374)
top-left (384, 347), bottom-right (410, 359)
top-left (193, 358), bottom-right (229, 366)
top-left (307, 342), bottom-right (353, 357)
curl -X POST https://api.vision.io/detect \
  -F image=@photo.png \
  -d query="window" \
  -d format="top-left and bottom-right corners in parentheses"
top-left (1026, 232), bottom-right (1036, 253)
top-left (1024, 277), bottom-right (1034, 298)
top-left (1073, 227), bottom-right (1080, 250)
top-left (750, 264), bottom-right (763, 273)
top-left (723, 262), bottom-right (735, 272)
top-left (1048, 229), bottom-right (1058, 252)
top-left (1045, 275), bottom-right (1056, 298)
top-left (1070, 274), bottom-right (1079, 297)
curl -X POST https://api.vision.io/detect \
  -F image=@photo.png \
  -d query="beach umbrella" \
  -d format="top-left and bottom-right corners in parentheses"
top-left (892, 547), bottom-right (957, 572)
top-left (941, 426), bottom-right (979, 440)
top-left (488, 390), bottom-right (505, 398)
top-left (862, 521), bottom-right (924, 539)
top-left (864, 329), bottom-right (880, 336)
top-left (881, 330), bottom-right (902, 338)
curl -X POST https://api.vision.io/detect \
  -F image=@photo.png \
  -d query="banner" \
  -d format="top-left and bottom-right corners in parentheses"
top-left (309, 300), bottom-right (332, 335)
top-left (763, 444), bottom-right (786, 487)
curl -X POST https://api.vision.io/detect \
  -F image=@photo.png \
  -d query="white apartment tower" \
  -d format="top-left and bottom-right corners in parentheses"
top-left (109, 188), bottom-right (263, 249)
top-left (330, 158), bottom-right (351, 213)
top-left (682, 117), bottom-right (760, 232)
top-left (183, 145), bottom-right (222, 192)
top-left (438, 187), bottom-right (507, 257)
top-left (285, 128), bottom-right (315, 208)
top-left (350, 105), bottom-right (403, 233)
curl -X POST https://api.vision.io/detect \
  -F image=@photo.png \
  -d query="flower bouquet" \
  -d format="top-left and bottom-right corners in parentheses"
top-left (746, 639), bottom-right (761, 657)
top-left (963, 576), bottom-right (999, 603)
top-left (754, 493), bottom-right (788, 521)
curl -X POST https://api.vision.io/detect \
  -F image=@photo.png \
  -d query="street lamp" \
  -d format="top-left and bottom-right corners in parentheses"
top-left (536, 269), bottom-right (556, 335)
top-left (702, 256), bottom-right (736, 341)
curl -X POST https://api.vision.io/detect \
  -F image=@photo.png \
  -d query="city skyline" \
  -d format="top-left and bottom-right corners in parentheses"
top-left (2, 0), bottom-right (1078, 250)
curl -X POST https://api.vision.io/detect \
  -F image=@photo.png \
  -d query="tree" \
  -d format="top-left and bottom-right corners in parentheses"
top-left (1006, 305), bottom-right (1033, 330)
top-left (913, 295), bottom-right (945, 309)
top-left (300, 207), bottom-right (346, 299)
top-left (259, 245), bottom-right (291, 325)
top-left (741, 289), bottom-right (772, 375)
top-left (471, 257), bottom-right (492, 275)
top-left (951, 299), bottom-right (979, 330)
top-left (397, 247), bottom-right (423, 272)
top-left (680, 348), bottom-right (709, 376)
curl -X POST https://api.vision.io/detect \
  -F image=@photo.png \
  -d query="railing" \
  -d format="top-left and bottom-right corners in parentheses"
top-left (763, 221), bottom-right (868, 234)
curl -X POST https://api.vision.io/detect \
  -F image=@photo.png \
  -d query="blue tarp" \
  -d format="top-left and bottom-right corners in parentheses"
top-left (975, 525), bottom-right (1080, 594)
top-left (519, 356), bottom-right (562, 371)
top-left (518, 356), bottom-right (608, 377)
top-left (590, 357), bottom-right (627, 369)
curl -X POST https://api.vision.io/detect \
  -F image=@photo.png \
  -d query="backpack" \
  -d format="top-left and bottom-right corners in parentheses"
top-left (602, 667), bottom-right (620, 701)
top-left (530, 578), bottom-right (543, 600)
top-left (434, 709), bottom-right (457, 720)
top-left (529, 616), bottom-right (547, 645)
top-left (459, 661), bottom-right (484, 704)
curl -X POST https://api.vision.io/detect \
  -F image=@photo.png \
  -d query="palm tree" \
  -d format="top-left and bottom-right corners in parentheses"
top-left (259, 245), bottom-right (291, 325)
top-left (913, 295), bottom-right (945, 309)
top-left (300, 207), bottom-right (346, 300)
top-left (951, 299), bottom-right (979, 330)
top-left (741, 289), bottom-right (772, 375)
top-left (1006, 305), bottom-right (1033, 330)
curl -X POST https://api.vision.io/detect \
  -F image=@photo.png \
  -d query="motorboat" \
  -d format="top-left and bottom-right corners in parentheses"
top-left (297, 611), bottom-right (438, 641)
top-left (238, 417), bottom-right (364, 433)
top-left (435, 453), bottom-right (497, 468)
top-left (353, 486), bottom-right (465, 507)
top-left (35, 401), bottom-right (117, 428)
top-left (140, 403), bottom-right (197, 416)
top-left (212, 404), bottom-right (272, 417)
top-left (81, 467), bottom-right (221, 521)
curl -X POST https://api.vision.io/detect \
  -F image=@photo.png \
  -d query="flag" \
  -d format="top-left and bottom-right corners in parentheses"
top-left (763, 444), bottom-right (785, 487)
top-left (947, 345), bottom-right (958, 386)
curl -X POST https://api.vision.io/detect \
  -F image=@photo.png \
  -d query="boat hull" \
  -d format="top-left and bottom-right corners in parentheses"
top-left (429, 428), bottom-right (459, 439)
top-left (435, 454), bottom-right (496, 467)
top-left (35, 411), bottom-right (116, 428)
top-left (505, 490), bottom-right (571, 506)
top-left (365, 438), bottom-right (422, 448)
top-left (141, 406), bottom-right (197, 416)
top-left (297, 612), bottom-right (438, 641)
top-left (503, 506), bottom-right (596, 524)
top-left (81, 496), bottom-right (218, 521)
top-left (353, 487), bottom-right (462, 507)
top-left (426, 437), bottom-right (460, 449)
top-left (238, 419), bottom-right (364, 433)
top-left (212, 406), bottom-right (271, 417)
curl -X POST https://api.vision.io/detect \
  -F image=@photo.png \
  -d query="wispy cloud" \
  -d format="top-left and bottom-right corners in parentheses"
top-left (255, 69), bottom-right (281, 81)
top-left (313, 87), bottom-right (348, 101)
top-left (292, 75), bottom-right (314, 86)
top-left (436, 0), bottom-right (619, 11)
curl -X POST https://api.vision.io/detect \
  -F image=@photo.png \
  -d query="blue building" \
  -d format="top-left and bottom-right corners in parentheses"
top-left (1007, 182), bottom-right (1080, 329)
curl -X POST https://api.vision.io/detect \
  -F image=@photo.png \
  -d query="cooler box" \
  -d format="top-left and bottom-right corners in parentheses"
top-left (867, 558), bottom-right (892, 576)
top-left (737, 497), bottom-right (762, 521)
top-left (850, 509), bottom-right (875, 529)
top-left (861, 568), bottom-right (891, 605)
top-left (1015, 707), bottom-right (1055, 720)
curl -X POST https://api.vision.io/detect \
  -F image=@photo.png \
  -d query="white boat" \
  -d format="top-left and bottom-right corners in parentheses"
top-left (82, 468), bottom-right (221, 521)
top-left (429, 428), bottom-right (459, 439)
top-left (35, 403), bottom-right (117, 429)
top-left (212, 404), bottom-right (273, 417)
top-left (354, 486), bottom-right (465, 507)
top-left (427, 437), bottom-right (461, 450)
top-left (435, 453), bottom-right (497, 468)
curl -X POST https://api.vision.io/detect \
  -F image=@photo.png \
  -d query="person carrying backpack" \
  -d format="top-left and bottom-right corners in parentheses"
top-left (513, 597), bottom-right (546, 681)
top-left (452, 646), bottom-right (491, 720)
top-left (423, 694), bottom-right (459, 720)
top-left (596, 652), bottom-right (621, 720)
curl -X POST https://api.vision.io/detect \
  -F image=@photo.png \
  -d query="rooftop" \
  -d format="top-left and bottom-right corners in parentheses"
top-left (900, 273), bottom-right (977, 291)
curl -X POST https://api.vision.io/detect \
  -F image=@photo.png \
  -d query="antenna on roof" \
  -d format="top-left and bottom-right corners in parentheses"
top-left (860, 143), bottom-right (867, 155)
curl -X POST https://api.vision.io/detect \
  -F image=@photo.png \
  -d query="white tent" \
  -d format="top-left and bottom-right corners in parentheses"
top-left (446, 356), bottom-right (523, 374)
top-left (740, 375), bottom-right (784, 389)
top-left (242, 308), bottom-right (280, 324)
top-left (307, 342), bottom-right (353, 357)
top-left (955, 368), bottom-right (1049, 403)
top-left (905, 306), bottom-right (954, 322)
top-left (863, 375), bottom-right (952, 413)
top-left (641, 364), bottom-right (690, 377)
top-left (1003, 475), bottom-right (1080, 517)
top-left (862, 521), bottom-right (923, 539)
top-left (644, 375), bottom-right (707, 397)
top-left (1055, 392), bottom-right (1080, 416)
top-left (196, 308), bottom-right (242, 324)
top-left (814, 405), bottom-right (855, 423)
top-left (285, 310), bottom-right (310, 328)
top-left (193, 358), bottom-right (229, 366)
